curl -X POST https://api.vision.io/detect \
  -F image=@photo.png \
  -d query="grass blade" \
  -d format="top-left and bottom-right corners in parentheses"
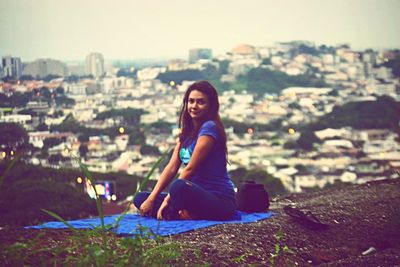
top-left (77, 160), bottom-right (105, 230)
top-left (41, 209), bottom-right (79, 235)
top-left (113, 149), bottom-right (170, 226)
top-left (0, 153), bottom-right (22, 189)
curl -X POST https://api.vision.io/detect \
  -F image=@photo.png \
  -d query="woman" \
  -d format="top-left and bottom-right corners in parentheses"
top-left (133, 81), bottom-right (236, 220)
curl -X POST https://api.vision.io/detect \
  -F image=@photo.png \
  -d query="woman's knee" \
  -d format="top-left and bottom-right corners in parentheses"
top-left (169, 179), bottom-right (193, 196)
top-left (133, 192), bottom-right (150, 209)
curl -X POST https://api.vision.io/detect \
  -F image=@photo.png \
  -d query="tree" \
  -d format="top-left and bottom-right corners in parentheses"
top-left (19, 74), bottom-right (34, 81)
top-left (18, 109), bottom-right (37, 117)
top-left (383, 55), bottom-right (400, 77)
top-left (39, 86), bottom-right (52, 99)
top-left (95, 108), bottom-right (145, 125)
top-left (297, 130), bottom-right (320, 151)
top-left (43, 74), bottom-right (62, 82)
top-left (0, 92), bottom-right (31, 107)
top-left (37, 122), bottom-right (49, 131)
top-left (0, 123), bottom-right (29, 157)
top-left (43, 138), bottom-right (63, 149)
top-left (55, 86), bottom-right (65, 95)
top-left (48, 154), bottom-right (65, 164)
top-left (243, 169), bottom-right (287, 197)
top-left (79, 144), bottom-right (89, 159)
top-left (128, 128), bottom-right (146, 145)
top-left (55, 95), bottom-right (75, 107)
top-left (157, 69), bottom-right (204, 85)
top-left (140, 145), bottom-right (160, 156)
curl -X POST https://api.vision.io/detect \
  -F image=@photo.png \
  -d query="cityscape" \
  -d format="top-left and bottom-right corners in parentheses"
top-left (1, 40), bottom-right (399, 200)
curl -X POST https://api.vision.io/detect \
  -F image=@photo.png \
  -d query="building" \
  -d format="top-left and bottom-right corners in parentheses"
top-left (188, 48), bottom-right (212, 63)
top-left (85, 52), bottom-right (104, 77)
top-left (22, 59), bottom-right (68, 78)
top-left (1, 56), bottom-right (22, 79)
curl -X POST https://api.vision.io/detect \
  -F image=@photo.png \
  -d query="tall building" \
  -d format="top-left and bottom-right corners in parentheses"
top-left (1, 56), bottom-right (22, 79)
top-left (22, 59), bottom-right (68, 78)
top-left (85, 52), bottom-right (104, 77)
top-left (188, 48), bottom-right (212, 63)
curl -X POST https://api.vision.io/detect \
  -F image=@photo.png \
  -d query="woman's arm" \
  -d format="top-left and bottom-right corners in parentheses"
top-left (139, 141), bottom-right (181, 216)
top-left (148, 141), bottom-right (182, 200)
top-left (179, 135), bottom-right (215, 179)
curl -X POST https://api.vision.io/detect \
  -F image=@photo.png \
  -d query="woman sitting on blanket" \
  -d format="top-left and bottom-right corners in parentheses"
top-left (134, 81), bottom-right (236, 220)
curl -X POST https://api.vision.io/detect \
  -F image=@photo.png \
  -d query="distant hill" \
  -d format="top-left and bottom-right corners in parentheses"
top-left (308, 95), bottom-right (400, 131)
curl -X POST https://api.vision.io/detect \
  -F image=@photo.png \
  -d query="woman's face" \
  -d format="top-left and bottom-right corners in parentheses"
top-left (187, 90), bottom-right (210, 121)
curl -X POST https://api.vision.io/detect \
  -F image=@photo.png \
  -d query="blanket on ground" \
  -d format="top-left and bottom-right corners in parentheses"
top-left (31, 211), bottom-right (273, 236)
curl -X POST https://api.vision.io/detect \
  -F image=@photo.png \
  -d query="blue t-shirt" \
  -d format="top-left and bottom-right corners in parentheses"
top-left (179, 120), bottom-right (235, 200)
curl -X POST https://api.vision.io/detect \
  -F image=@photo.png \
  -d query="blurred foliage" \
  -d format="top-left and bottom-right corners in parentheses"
top-left (116, 68), bottom-right (137, 79)
top-left (295, 95), bottom-right (400, 149)
top-left (0, 122), bottom-right (29, 156)
top-left (308, 95), bottom-right (400, 131)
top-left (222, 118), bottom-right (282, 135)
top-left (296, 130), bottom-right (321, 151)
top-left (0, 161), bottom-right (95, 226)
top-left (0, 92), bottom-right (30, 107)
top-left (43, 137), bottom-right (63, 149)
top-left (382, 54), bottom-right (400, 77)
top-left (140, 144), bottom-right (161, 156)
top-left (157, 69), bottom-right (204, 85)
top-left (234, 68), bottom-right (327, 97)
top-left (55, 95), bottom-right (75, 107)
top-left (229, 167), bottom-right (287, 197)
top-left (95, 108), bottom-right (146, 126)
top-left (0, 161), bottom-right (143, 226)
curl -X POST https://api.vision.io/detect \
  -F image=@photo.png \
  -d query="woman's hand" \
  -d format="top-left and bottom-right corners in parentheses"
top-left (157, 195), bottom-right (171, 220)
top-left (139, 197), bottom-right (155, 216)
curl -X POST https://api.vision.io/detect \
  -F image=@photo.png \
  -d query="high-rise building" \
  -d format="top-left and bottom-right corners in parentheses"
top-left (188, 48), bottom-right (212, 63)
top-left (1, 56), bottom-right (22, 79)
top-left (22, 59), bottom-right (68, 78)
top-left (85, 52), bottom-right (104, 77)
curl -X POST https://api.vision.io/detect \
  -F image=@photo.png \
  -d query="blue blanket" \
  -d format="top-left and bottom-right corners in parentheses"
top-left (31, 211), bottom-right (273, 236)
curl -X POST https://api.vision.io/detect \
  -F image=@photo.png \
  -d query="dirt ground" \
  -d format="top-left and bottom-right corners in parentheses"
top-left (1, 178), bottom-right (400, 266)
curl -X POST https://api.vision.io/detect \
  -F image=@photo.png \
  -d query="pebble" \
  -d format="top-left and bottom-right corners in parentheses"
top-left (362, 247), bottom-right (376, 256)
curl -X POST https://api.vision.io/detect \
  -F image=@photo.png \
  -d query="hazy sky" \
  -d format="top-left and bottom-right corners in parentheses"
top-left (1, 0), bottom-right (399, 62)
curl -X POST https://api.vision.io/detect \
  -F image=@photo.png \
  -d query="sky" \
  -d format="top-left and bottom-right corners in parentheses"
top-left (0, 0), bottom-right (399, 62)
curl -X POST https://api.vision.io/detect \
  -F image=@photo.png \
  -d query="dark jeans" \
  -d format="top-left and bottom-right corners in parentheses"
top-left (133, 179), bottom-right (236, 220)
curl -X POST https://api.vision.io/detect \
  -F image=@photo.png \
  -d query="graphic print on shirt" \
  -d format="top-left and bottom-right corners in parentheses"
top-left (179, 146), bottom-right (193, 165)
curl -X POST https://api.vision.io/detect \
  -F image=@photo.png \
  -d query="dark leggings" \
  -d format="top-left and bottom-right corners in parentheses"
top-left (133, 179), bottom-right (236, 220)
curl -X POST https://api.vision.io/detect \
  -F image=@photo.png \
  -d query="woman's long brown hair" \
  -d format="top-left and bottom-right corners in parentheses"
top-left (178, 81), bottom-right (228, 159)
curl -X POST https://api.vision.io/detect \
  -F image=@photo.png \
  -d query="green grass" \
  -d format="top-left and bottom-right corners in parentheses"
top-left (268, 228), bottom-right (295, 267)
top-left (2, 149), bottom-right (182, 266)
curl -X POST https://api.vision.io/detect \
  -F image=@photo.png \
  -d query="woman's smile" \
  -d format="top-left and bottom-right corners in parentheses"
top-left (187, 90), bottom-right (210, 120)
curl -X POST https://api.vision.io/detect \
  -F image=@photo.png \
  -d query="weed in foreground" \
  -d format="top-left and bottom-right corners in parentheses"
top-left (2, 150), bottom-right (181, 266)
top-left (268, 228), bottom-right (296, 267)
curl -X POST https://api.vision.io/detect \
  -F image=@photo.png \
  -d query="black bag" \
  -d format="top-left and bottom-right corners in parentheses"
top-left (236, 180), bottom-right (270, 212)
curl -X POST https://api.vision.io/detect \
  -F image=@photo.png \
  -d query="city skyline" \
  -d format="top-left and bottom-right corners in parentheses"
top-left (1, 0), bottom-right (400, 62)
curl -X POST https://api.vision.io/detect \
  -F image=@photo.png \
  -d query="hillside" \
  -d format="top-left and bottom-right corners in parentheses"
top-left (173, 178), bottom-right (400, 266)
top-left (1, 178), bottom-right (399, 266)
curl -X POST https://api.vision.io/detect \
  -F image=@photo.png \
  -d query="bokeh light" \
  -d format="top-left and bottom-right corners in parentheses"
top-left (288, 128), bottom-right (296, 135)
top-left (169, 80), bottom-right (175, 87)
top-left (77, 177), bottom-right (83, 184)
top-left (118, 127), bottom-right (125, 134)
